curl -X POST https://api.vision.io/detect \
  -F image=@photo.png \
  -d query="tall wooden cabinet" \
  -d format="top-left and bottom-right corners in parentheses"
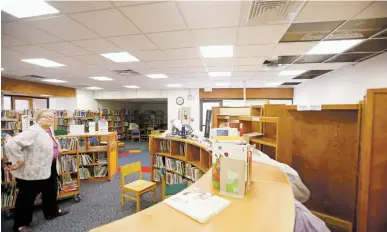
top-left (357, 88), bottom-right (387, 232)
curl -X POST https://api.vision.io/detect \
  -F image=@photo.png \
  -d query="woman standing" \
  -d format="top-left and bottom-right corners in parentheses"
top-left (5, 109), bottom-right (69, 232)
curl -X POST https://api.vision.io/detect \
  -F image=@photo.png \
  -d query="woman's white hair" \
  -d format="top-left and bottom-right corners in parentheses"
top-left (35, 109), bottom-right (54, 121)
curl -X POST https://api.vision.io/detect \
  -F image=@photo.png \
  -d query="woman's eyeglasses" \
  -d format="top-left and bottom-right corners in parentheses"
top-left (41, 116), bottom-right (54, 119)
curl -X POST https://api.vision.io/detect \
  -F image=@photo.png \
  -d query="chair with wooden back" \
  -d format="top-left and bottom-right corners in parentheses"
top-left (158, 169), bottom-right (187, 200)
top-left (131, 129), bottom-right (140, 142)
top-left (120, 161), bottom-right (156, 212)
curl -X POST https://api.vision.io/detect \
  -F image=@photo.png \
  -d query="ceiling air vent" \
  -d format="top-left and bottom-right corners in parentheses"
top-left (246, 0), bottom-right (304, 25)
top-left (113, 69), bottom-right (140, 77)
top-left (22, 75), bottom-right (47, 81)
top-left (262, 56), bottom-right (288, 71)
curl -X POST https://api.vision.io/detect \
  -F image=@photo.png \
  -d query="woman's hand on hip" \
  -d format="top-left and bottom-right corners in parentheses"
top-left (5, 161), bottom-right (25, 171)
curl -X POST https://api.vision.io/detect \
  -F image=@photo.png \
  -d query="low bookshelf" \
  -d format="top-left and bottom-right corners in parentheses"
top-left (149, 136), bottom-right (211, 187)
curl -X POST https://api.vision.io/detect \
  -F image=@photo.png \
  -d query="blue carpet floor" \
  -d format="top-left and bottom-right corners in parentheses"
top-left (1, 142), bottom-right (153, 232)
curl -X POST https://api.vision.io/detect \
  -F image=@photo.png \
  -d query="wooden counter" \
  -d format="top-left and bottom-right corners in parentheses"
top-left (90, 162), bottom-right (295, 232)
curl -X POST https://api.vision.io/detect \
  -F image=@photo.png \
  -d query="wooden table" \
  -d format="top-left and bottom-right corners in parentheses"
top-left (90, 162), bottom-right (295, 232)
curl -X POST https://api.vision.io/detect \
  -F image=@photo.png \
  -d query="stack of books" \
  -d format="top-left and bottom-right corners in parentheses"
top-left (160, 140), bottom-right (170, 152)
top-left (1, 110), bottom-right (17, 119)
top-left (3, 122), bottom-right (18, 130)
top-left (80, 167), bottom-right (91, 179)
top-left (165, 158), bottom-right (176, 171)
top-left (96, 152), bottom-right (108, 164)
top-left (165, 171), bottom-right (184, 185)
top-left (56, 110), bottom-right (68, 117)
top-left (185, 164), bottom-right (203, 181)
top-left (155, 155), bottom-right (165, 168)
top-left (94, 165), bottom-right (108, 177)
top-left (153, 169), bottom-right (161, 182)
top-left (74, 110), bottom-right (92, 117)
top-left (60, 174), bottom-right (78, 192)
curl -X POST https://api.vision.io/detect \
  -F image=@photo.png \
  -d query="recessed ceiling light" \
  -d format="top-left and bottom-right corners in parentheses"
top-left (89, 76), bottom-right (114, 81)
top-left (40, 94), bottom-right (51, 97)
top-left (100, 52), bottom-right (139, 63)
top-left (21, 58), bottom-right (65, 68)
top-left (306, 39), bottom-right (364, 55)
top-left (1, 68), bottom-right (4, 71)
top-left (85, 87), bottom-right (103, 90)
top-left (167, 84), bottom-right (182, 87)
top-left (2, 0), bottom-right (59, 18)
top-left (265, 82), bottom-right (284, 87)
top-left (278, 70), bottom-right (307, 76)
top-left (41, 79), bottom-right (67, 83)
top-left (200, 45), bottom-right (234, 58)
top-left (124, 85), bottom-right (140, 89)
top-left (209, 72), bottom-right (231, 77)
top-left (215, 83), bottom-right (230, 87)
top-left (146, 74), bottom-right (168, 79)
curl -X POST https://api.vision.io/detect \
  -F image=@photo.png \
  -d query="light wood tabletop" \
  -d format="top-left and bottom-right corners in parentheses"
top-left (90, 162), bottom-right (295, 232)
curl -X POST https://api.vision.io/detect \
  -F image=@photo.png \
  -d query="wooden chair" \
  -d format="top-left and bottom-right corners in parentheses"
top-left (131, 129), bottom-right (140, 142)
top-left (121, 161), bottom-right (156, 212)
top-left (311, 211), bottom-right (353, 232)
top-left (117, 141), bottom-right (125, 152)
top-left (158, 169), bottom-right (187, 200)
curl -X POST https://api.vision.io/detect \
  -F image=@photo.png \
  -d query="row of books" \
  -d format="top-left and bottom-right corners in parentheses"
top-left (165, 171), bottom-right (185, 185)
top-left (79, 166), bottom-right (108, 179)
top-left (102, 109), bottom-right (119, 115)
top-left (80, 167), bottom-right (91, 179)
top-left (74, 110), bottom-right (93, 117)
top-left (155, 155), bottom-right (165, 168)
top-left (2, 122), bottom-right (18, 130)
top-left (57, 155), bottom-right (77, 173)
top-left (56, 110), bottom-right (68, 117)
top-left (58, 137), bottom-right (77, 150)
top-left (79, 154), bottom-right (93, 165)
top-left (1, 167), bottom-right (14, 183)
top-left (179, 143), bottom-right (186, 156)
top-left (22, 109), bottom-right (38, 118)
top-left (1, 110), bottom-right (18, 119)
top-left (94, 165), bottom-right (108, 177)
top-left (57, 118), bottom-right (69, 126)
top-left (165, 158), bottom-right (184, 175)
top-left (185, 163), bottom-right (203, 181)
top-left (107, 116), bottom-right (121, 121)
top-left (160, 140), bottom-right (170, 152)
top-left (57, 125), bottom-right (68, 131)
top-left (97, 152), bottom-right (108, 164)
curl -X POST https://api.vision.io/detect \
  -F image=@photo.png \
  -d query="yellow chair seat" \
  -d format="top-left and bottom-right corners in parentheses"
top-left (123, 180), bottom-right (155, 193)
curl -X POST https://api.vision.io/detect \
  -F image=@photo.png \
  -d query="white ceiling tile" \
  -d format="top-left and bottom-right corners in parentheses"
top-left (71, 38), bottom-right (122, 54)
top-left (120, 2), bottom-right (186, 33)
top-left (52, 57), bottom-right (88, 66)
top-left (232, 65), bottom-right (261, 72)
top-left (192, 27), bottom-right (238, 46)
top-left (131, 50), bottom-right (168, 61)
top-left (235, 44), bottom-right (276, 57)
top-left (73, 55), bottom-right (114, 65)
top-left (203, 58), bottom-right (234, 66)
top-left (1, 34), bottom-right (29, 47)
top-left (108, 34), bottom-right (158, 51)
top-left (48, 1), bottom-right (114, 14)
top-left (70, 9), bottom-right (140, 37)
top-left (146, 60), bottom-right (169, 69)
top-left (232, 72), bottom-right (255, 77)
top-left (148, 31), bottom-right (194, 49)
top-left (272, 42), bottom-right (318, 56)
top-left (163, 48), bottom-right (201, 59)
top-left (10, 45), bottom-right (65, 59)
top-left (238, 24), bottom-right (289, 45)
top-left (355, 2), bottom-right (387, 19)
top-left (111, 1), bottom-right (157, 7)
top-left (206, 66), bottom-right (233, 72)
top-left (40, 42), bottom-right (92, 56)
top-left (285, 63), bottom-right (320, 70)
top-left (234, 57), bottom-right (265, 66)
top-left (2, 21), bottom-right (62, 44)
top-left (313, 62), bottom-right (354, 70)
top-left (295, 1), bottom-right (371, 23)
top-left (177, 1), bottom-right (242, 29)
top-left (26, 15), bottom-right (100, 41)
top-left (168, 59), bottom-right (203, 68)
top-left (164, 66), bottom-right (207, 74)
top-left (168, 73), bottom-right (208, 78)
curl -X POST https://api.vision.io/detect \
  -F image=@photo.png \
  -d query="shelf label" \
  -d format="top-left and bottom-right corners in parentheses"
top-left (297, 105), bottom-right (322, 111)
top-left (252, 117), bottom-right (260, 121)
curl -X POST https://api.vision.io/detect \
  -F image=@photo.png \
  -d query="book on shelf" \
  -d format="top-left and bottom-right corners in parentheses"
top-left (96, 152), bottom-right (108, 164)
top-left (80, 167), bottom-right (91, 179)
top-left (160, 140), bottom-right (170, 152)
top-left (94, 165), bottom-right (108, 178)
top-left (2, 121), bottom-right (18, 130)
top-left (163, 187), bottom-right (231, 223)
top-left (1, 110), bottom-right (18, 119)
top-left (58, 137), bottom-right (77, 151)
top-left (179, 143), bottom-right (186, 156)
top-left (59, 174), bottom-right (79, 192)
top-left (56, 110), bottom-right (68, 118)
top-left (184, 164), bottom-right (203, 181)
top-left (74, 110), bottom-right (92, 117)
top-left (57, 155), bottom-right (77, 173)
top-left (153, 169), bottom-right (161, 182)
top-left (155, 155), bottom-right (165, 169)
top-left (165, 171), bottom-right (184, 185)
top-left (79, 154), bottom-right (93, 165)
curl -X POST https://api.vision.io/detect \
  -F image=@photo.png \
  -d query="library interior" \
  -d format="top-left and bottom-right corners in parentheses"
top-left (0, 1), bottom-right (386, 232)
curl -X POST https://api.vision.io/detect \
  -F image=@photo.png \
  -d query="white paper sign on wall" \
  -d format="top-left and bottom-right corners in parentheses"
top-left (21, 115), bottom-right (30, 132)
top-left (89, 122), bottom-right (96, 133)
top-left (98, 119), bottom-right (108, 133)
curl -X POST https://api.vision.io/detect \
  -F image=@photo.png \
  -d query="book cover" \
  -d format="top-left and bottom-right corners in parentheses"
top-left (220, 158), bottom-right (246, 198)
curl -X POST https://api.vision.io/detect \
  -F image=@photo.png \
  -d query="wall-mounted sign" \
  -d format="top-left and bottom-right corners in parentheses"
top-left (21, 115), bottom-right (30, 132)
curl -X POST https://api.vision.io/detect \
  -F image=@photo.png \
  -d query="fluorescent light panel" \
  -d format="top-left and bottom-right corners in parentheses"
top-left (41, 79), bottom-right (67, 83)
top-left (89, 76), bottom-right (113, 81)
top-left (22, 58), bottom-right (65, 67)
top-left (215, 83), bottom-right (230, 87)
top-left (209, 72), bottom-right (231, 77)
top-left (200, 45), bottom-right (233, 58)
top-left (124, 85), bottom-right (140, 89)
top-left (85, 87), bottom-right (103, 90)
top-left (167, 84), bottom-right (182, 87)
top-left (307, 39), bottom-right (364, 55)
top-left (146, 74), bottom-right (168, 79)
top-left (278, 70), bottom-right (306, 76)
top-left (2, 0), bottom-right (59, 18)
top-left (100, 52), bottom-right (139, 63)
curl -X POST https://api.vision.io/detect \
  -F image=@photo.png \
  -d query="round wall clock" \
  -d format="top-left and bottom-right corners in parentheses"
top-left (176, 96), bottom-right (184, 105)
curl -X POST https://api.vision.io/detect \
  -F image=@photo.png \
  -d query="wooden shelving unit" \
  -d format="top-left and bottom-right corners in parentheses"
top-left (149, 136), bottom-right (211, 185)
